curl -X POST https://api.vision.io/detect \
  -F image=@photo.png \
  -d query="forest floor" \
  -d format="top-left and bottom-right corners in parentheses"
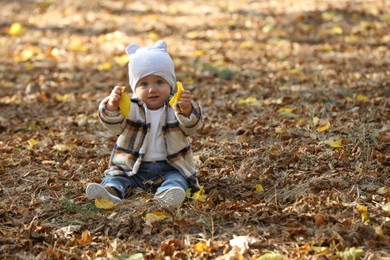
top-left (0, 0), bottom-right (389, 259)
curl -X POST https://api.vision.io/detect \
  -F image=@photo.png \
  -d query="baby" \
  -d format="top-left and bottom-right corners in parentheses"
top-left (86, 40), bottom-right (202, 208)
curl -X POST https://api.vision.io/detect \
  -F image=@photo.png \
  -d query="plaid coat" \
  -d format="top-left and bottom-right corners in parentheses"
top-left (98, 96), bottom-right (202, 189)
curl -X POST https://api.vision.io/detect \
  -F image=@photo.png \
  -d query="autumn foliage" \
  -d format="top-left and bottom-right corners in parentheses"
top-left (0, 0), bottom-right (389, 259)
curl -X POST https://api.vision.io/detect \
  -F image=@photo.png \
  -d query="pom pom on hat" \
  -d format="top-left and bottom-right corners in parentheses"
top-left (126, 40), bottom-right (176, 93)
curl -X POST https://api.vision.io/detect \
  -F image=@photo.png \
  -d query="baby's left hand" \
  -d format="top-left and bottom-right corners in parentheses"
top-left (177, 90), bottom-right (193, 116)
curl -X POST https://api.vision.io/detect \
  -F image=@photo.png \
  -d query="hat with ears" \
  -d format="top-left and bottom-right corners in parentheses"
top-left (125, 40), bottom-right (176, 93)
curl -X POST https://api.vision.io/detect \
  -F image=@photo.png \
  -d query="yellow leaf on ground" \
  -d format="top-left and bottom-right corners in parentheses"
top-left (322, 139), bottom-right (342, 148)
top-left (119, 87), bottom-right (131, 118)
top-left (258, 252), bottom-right (283, 260)
top-left (355, 166), bottom-right (363, 173)
top-left (275, 127), bottom-right (286, 134)
top-left (191, 186), bottom-right (207, 202)
top-left (169, 81), bottom-right (184, 109)
top-left (356, 93), bottom-right (369, 102)
top-left (95, 198), bottom-right (116, 209)
top-left (78, 230), bottom-right (93, 246)
top-left (328, 25), bottom-right (343, 34)
top-left (53, 144), bottom-right (71, 152)
top-left (9, 23), bottom-right (25, 36)
top-left (358, 205), bottom-right (368, 223)
top-left (97, 62), bottom-right (111, 71)
top-left (27, 139), bottom-right (39, 149)
top-left (193, 242), bottom-right (213, 253)
top-left (277, 107), bottom-right (292, 113)
top-left (114, 54), bottom-right (130, 66)
top-left (252, 184), bottom-right (264, 192)
top-left (336, 247), bottom-right (364, 259)
top-left (238, 96), bottom-right (260, 106)
top-left (316, 121), bottom-right (330, 132)
top-left (192, 50), bottom-right (206, 57)
top-left (68, 39), bottom-right (86, 52)
top-left (55, 93), bottom-right (72, 102)
top-left (312, 116), bottom-right (320, 126)
top-left (144, 211), bottom-right (170, 226)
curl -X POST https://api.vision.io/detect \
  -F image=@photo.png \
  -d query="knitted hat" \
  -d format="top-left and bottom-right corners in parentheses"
top-left (125, 40), bottom-right (176, 93)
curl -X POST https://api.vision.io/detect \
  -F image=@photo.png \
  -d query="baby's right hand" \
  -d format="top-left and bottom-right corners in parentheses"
top-left (106, 86), bottom-right (122, 111)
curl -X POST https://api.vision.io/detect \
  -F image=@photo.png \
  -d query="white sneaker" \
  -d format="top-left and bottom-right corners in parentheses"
top-left (86, 183), bottom-right (122, 204)
top-left (155, 187), bottom-right (186, 208)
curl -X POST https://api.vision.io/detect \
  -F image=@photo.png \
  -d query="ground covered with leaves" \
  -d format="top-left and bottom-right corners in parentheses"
top-left (0, 0), bottom-right (389, 259)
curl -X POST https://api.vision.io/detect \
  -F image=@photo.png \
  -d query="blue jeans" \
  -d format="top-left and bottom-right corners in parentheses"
top-left (101, 161), bottom-right (189, 199)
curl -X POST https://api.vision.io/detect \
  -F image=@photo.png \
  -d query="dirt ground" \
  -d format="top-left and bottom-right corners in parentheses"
top-left (0, 0), bottom-right (389, 259)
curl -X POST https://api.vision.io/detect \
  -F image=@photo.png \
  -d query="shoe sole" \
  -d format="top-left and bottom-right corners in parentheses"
top-left (155, 187), bottom-right (186, 208)
top-left (86, 183), bottom-right (122, 204)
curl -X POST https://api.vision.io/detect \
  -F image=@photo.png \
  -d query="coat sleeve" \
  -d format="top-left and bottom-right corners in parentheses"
top-left (175, 100), bottom-right (202, 136)
top-left (97, 96), bottom-right (127, 135)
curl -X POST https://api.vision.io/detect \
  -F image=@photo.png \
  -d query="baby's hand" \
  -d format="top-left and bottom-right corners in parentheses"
top-left (178, 90), bottom-right (193, 116)
top-left (106, 86), bottom-right (122, 111)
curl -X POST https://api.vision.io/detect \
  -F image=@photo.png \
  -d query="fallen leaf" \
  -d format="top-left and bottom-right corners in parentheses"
top-left (322, 139), bottom-right (342, 148)
top-left (258, 252), bottom-right (283, 260)
top-left (277, 107), bottom-right (292, 113)
top-left (191, 185), bottom-right (207, 202)
top-left (336, 247), bottom-right (364, 260)
top-left (355, 166), bottom-right (363, 173)
top-left (252, 184), bottom-right (264, 192)
top-left (9, 22), bottom-right (25, 36)
top-left (312, 116), bottom-right (320, 126)
top-left (27, 139), bottom-right (39, 149)
top-left (95, 198), bottom-right (116, 209)
top-left (144, 211), bottom-right (170, 226)
top-left (275, 127), bottom-right (286, 134)
top-left (97, 62), bottom-right (111, 71)
top-left (316, 121), bottom-right (330, 132)
top-left (126, 253), bottom-right (144, 260)
top-left (238, 96), bottom-right (260, 106)
top-left (192, 50), bottom-right (206, 57)
top-left (296, 243), bottom-right (311, 254)
top-left (357, 205), bottom-right (368, 223)
top-left (193, 242), bottom-right (213, 254)
top-left (78, 230), bottom-right (93, 246)
top-left (356, 93), bottom-right (369, 102)
top-left (53, 144), bottom-right (72, 152)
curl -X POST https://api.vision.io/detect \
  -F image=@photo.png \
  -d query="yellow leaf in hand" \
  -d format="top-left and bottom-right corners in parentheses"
top-left (169, 81), bottom-right (184, 109)
top-left (119, 87), bottom-right (131, 118)
top-left (95, 198), bottom-right (116, 209)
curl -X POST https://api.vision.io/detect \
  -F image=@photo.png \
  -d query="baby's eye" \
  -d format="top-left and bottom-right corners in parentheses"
top-left (140, 82), bottom-right (148, 87)
top-left (156, 80), bottom-right (164, 85)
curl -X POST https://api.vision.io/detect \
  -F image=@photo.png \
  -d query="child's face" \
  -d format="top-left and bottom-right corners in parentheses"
top-left (135, 75), bottom-right (171, 110)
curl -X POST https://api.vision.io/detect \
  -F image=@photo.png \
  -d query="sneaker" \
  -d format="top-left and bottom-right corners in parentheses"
top-left (86, 183), bottom-right (122, 204)
top-left (154, 187), bottom-right (186, 208)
